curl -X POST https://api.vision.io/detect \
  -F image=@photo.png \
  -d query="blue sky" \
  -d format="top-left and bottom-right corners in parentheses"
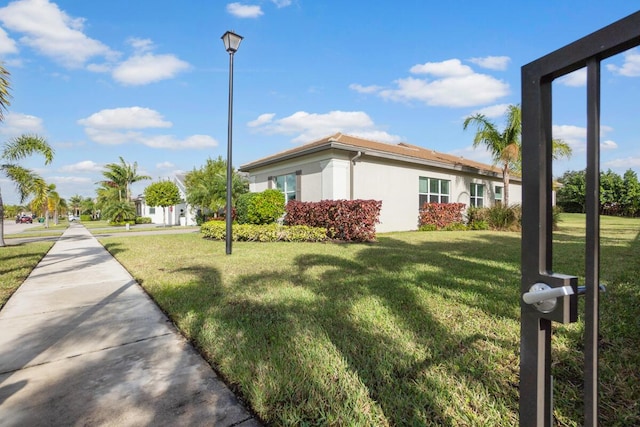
top-left (1, 0), bottom-right (639, 205)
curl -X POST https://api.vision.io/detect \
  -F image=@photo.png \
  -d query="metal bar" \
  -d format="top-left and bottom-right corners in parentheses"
top-left (225, 51), bottom-right (235, 255)
top-left (584, 57), bottom-right (601, 427)
top-left (520, 66), bottom-right (554, 427)
top-left (522, 11), bottom-right (640, 80)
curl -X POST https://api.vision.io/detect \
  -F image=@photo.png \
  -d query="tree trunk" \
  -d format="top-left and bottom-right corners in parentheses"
top-left (0, 190), bottom-right (5, 247)
top-left (503, 165), bottom-right (510, 207)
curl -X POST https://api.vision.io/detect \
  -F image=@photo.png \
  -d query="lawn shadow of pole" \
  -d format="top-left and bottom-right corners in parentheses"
top-left (159, 231), bottom-right (524, 425)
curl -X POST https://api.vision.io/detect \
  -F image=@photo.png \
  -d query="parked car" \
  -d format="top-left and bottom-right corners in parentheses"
top-left (68, 215), bottom-right (77, 222)
top-left (16, 215), bottom-right (33, 224)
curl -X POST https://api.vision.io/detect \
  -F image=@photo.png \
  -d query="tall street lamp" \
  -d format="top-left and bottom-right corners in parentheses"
top-left (222, 30), bottom-right (243, 255)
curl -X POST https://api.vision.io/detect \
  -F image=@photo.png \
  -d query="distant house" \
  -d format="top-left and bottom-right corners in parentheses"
top-left (136, 174), bottom-right (197, 226)
top-left (239, 133), bottom-right (522, 233)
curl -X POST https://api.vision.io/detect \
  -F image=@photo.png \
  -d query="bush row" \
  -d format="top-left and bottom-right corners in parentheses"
top-left (420, 203), bottom-right (531, 232)
top-left (418, 203), bottom-right (466, 230)
top-left (201, 221), bottom-right (328, 242)
top-left (236, 189), bottom-right (285, 225)
top-left (285, 199), bottom-right (382, 242)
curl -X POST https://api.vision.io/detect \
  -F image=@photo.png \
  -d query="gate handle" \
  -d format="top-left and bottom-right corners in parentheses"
top-left (523, 283), bottom-right (574, 313)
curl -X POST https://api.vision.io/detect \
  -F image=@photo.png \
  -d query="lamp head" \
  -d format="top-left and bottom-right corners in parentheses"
top-left (221, 31), bottom-right (243, 53)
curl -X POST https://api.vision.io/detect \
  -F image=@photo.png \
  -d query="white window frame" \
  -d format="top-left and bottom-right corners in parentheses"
top-left (419, 177), bottom-right (450, 207)
top-left (275, 173), bottom-right (297, 202)
top-left (470, 183), bottom-right (485, 207)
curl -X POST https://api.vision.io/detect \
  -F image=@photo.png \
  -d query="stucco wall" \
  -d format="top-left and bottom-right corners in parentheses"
top-left (244, 150), bottom-right (522, 233)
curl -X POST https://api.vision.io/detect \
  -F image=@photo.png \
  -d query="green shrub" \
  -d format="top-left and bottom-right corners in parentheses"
top-left (80, 214), bottom-right (92, 221)
top-left (135, 216), bottom-right (152, 224)
top-left (237, 190), bottom-right (285, 225)
top-left (443, 222), bottom-right (468, 231)
top-left (418, 224), bottom-right (437, 231)
top-left (468, 220), bottom-right (489, 230)
top-left (486, 205), bottom-right (521, 231)
top-left (200, 221), bottom-right (327, 242)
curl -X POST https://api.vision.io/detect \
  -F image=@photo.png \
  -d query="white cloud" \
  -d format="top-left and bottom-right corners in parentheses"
top-left (0, 0), bottom-right (116, 68)
top-left (248, 113), bottom-right (275, 127)
top-left (552, 124), bottom-right (615, 152)
top-left (0, 26), bottom-right (18, 54)
top-left (49, 175), bottom-right (92, 184)
top-left (557, 69), bottom-right (586, 87)
top-left (0, 111), bottom-right (44, 136)
top-left (112, 53), bottom-right (190, 85)
top-left (78, 107), bottom-right (172, 130)
top-left (59, 160), bottom-right (102, 173)
top-left (227, 3), bottom-right (263, 18)
top-left (271, 0), bottom-right (292, 7)
top-left (349, 83), bottom-right (383, 94)
top-left (249, 110), bottom-right (402, 144)
top-left (410, 59), bottom-right (473, 77)
top-left (606, 48), bottom-right (640, 77)
top-left (79, 107), bottom-right (217, 149)
top-left (139, 134), bottom-right (218, 149)
top-left (467, 104), bottom-right (510, 119)
top-left (604, 157), bottom-right (640, 169)
top-left (468, 56), bottom-right (510, 71)
top-left (156, 161), bottom-right (175, 169)
top-left (127, 37), bottom-right (154, 53)
top-left (366, 59), bottom-right (509, 108)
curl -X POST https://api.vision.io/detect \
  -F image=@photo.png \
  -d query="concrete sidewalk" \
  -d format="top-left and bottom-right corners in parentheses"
top-left (0, 224), bottom-right (261, 426)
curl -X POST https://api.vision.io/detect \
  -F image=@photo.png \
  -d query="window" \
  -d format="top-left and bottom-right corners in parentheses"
top-left (470, 183), bottom-right (484, 207)
top-left (275, 173), bottom-right (297, 202)
top-left (149, 207), bottom-right (156, 214)
top-left (419, 177), bottom-right (450, 207)
top-left (495, 186), bottom-right (503, 205)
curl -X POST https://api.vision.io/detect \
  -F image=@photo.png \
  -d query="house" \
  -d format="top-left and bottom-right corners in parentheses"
top-left (135, 174), bottom-right (198, 226)
top-left (239, 133), bottom-right (522, 233)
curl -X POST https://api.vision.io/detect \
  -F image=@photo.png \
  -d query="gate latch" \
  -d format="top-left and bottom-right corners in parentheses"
top-left (523, 283), bottom-right (574, 314)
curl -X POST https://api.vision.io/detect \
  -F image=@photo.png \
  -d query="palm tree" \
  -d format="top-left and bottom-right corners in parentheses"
top-left (0, 134), bottom-right (54, 246)
top-left (69, 194), bottom-right (83, 216)
top-left (0, 63), bottom-right (10, 121)
top-left (463, 104), bottom-right (572, 206)
top-left (29, 179), bottom-right (59, 228)
top-left (463, 105), bottom-right (521, 207)
top-left (99, 157), bottom-right (151, 202)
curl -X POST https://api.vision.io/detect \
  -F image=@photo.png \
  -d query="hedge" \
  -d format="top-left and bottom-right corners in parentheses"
top-left (285, 199), bottom-right (382, 242)
top-left (200, 221), bottom-right (328, 242)
top-left (418, 202), bottom-right (466, 230)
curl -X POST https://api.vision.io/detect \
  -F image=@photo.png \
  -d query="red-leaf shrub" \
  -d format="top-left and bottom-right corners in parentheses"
top-left (418, 203), bottom-right (466, 230)
top-left (285, 199), bottom-right (382, 242)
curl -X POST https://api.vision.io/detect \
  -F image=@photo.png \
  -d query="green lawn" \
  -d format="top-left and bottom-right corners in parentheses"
top-left (2, 215), bottom-right (637, 425)
top-left (0, 241), bottom-right (54, 309)
top-left (96, 214), bottom-right (640, 426)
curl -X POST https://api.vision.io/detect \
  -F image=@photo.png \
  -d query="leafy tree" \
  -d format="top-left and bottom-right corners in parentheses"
top-left (556, 170), bottom-right (586, 213)
top-left (236, 189), bottom-right (285, 224)
top-left (621, 169), bottom-right (640, 217)
top-left (144, 180), bottom-right (182, 226)
top-left (464, 104), bottom-right (572, 206)
top-left (184, 156), bottom-right (249, 219)
top-left (600, 169), bottom-right (624, 215)
top-left (0, 134), bottom-right (54, 246)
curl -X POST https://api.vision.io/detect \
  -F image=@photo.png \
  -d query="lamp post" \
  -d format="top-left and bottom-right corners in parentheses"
top-left (222, 30), bottom-right (243, 255)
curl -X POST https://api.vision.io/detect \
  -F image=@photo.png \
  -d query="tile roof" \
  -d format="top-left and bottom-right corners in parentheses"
top-left (240, 133), bottom-right (513, 179)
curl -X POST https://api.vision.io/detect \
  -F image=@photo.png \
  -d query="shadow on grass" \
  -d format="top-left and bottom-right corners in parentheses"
top-left (548, 225), bottom-right (640, 425)
top-left (155, 232), bottom-right (522, 425)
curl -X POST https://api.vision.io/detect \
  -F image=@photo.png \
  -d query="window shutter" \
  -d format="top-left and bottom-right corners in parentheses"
top-left (268, 176), bottom-right (274, 189)
top-left (295, 170), bottom-right (302, 201)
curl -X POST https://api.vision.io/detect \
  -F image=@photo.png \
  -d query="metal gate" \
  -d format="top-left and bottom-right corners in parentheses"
top-left (520, 11), bottom-right (640, 427)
